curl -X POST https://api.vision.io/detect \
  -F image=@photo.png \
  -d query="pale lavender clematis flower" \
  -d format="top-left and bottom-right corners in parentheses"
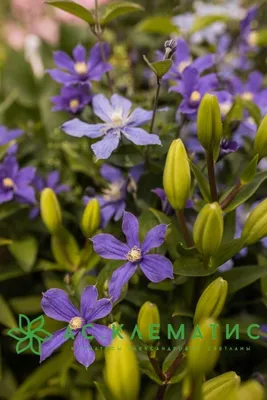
top-left (92, 211), bottom-right (174, 301)
top-left (0, 125), bottom-right (23, 154)
top-left (62, 94), bottom-right (161, 160)
top-left (0, 155), bottom-right (36, 204)
top-left (40, 286), bottom-right (112, 368)
top-left (47, 43), bottom-right (111, 86)
top-left (51, 84), bottom-right (91, 114)
top-left (171, 66), bottom-right (218, 116)
top-left (30, 171), bottom-right (70, 219)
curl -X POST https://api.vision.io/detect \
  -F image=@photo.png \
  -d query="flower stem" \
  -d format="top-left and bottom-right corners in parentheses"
top-left (148, 351), bottom-right (166, 382)
top-left (176, 210), bottom-right (194, 247)
top-left (206, 152), bottom-right (217, 202)
top-left (156, 384), bottom-right (167, 400)
top-left (220, 181), bottom-right (242, 210)
top-left (149, 78), bottom-right (161, 133)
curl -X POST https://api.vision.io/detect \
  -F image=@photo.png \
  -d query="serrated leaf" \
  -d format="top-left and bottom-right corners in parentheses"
top-left (151, 60), bottom-right (172, 78)
top-left (9, 236), bottom-right (38, 272)
top-left (136, 16), bottom-right (179, 34)
top-left (190, 15), bottom-right (229, 34)
top-left (241, 155), bottom-right (259, 185)
top-left (46, 1), bottom-right (94, 24)
top-left (220, 265), bottom-right (267, 294)
top-left (190, 160), bottom-right (211, 202)
top-left (101, 1), bottom-right (143, 24)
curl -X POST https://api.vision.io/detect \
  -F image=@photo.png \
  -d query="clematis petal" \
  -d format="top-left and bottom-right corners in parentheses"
top-left (100, 164), bottom-right (123, 182)
top-left (16, 167), bottom-right (36, 186)
top-left (114, 201), bottom-right (126, 221)
top-left (192, 54), bottom-right (214, 74)
top-left (123, 127), bottom-right (161, 146)
top-left (122, 211), bottom-right (140, 247)
top-left (127, 108), bottom-right (153, 126)
top-left (91, 131), bottom-right (120, 160)
top-left (140, 254), bottom-right (174, 282)
top-left (46, 69), bottom-right (77, 85)
top-left (86, 323), bottom-right (112, 346)
top-left (15, 187), bottom-right (36, 204)
top-left (80, 286), bottom-right (98, 318)
top-left (53, 51), bottom-right (74, 71)
top-left (141, 224), bottom-right (168, 253)
top-left (108, 262), bottom-right (137, 301)
top-left (181, 67), bottom-right (199, 97)
top-left (92, 94), bottom-right (113, 122)
top-left (40, 328), bottom-right (69, 362)
top-left (73, 44), bottom-right (86, 62)
top-left (91, 233), bottom-right (129, 259)
top-left (74, 332), bottom-right (95, 368)
top-left (0, 191), bottom-right (14, 203)
top-left (41, 288), bottom-right (80, 322)
top-left (110, 94), bottom-right (132, 117)
top-left (46, 171), bottom-right (60, 188)
top-left (101, 203), bottom-right (117, 227)
top-left (62, 119), bottom-right (104, 138)
top-left (87, 298), bottom-right (113, 321)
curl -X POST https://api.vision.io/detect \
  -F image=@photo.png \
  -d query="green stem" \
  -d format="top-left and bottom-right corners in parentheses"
top-left (176, 210), bottom-right (194, 248)
top-left (156, 384), bottom-right (167, 400)
top-left (220, 181), bottom-right (242, 209)
top-left (149, 78), bottom-right (161, 133)
top-left (148, 351), bottom-right (166, 382)
top-left (206, 152), bottom-right (217, 202)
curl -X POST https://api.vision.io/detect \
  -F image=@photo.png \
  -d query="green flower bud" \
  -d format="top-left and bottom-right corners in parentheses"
top-left (137, 302), bottom-right (160, 344)
top-left (187, 318), bottom-right (221, 376)
top-left (105, 327), bottom-right (140, 400)
top-left (193, 202), bottom-right (224, 257)
top-left (163, 139), bottom-right (191, 210)
top-left (40, 188), bottom-right (62, 234)
top-left (51, 227), bottom-right (80, 270)
top-left (194, 278), bottom-right (228, 325)
top-left (253, 114), bottom-right (267, 160)
top-left (241, 199), bottom-right (267, 245)
top-left (203, 371), bottom-right (240, 400)
top-left (197, 93), bottom-right (222, 160)
top-left (81, 198), bottom-right (100, 237)
top-left (237, 380), bottom-right (264, 400)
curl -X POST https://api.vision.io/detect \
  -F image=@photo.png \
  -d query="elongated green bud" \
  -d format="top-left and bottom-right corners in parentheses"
top-left (194, 278), bottom-right (228, 325)
top-left (193, 202), bottom-right (223, 257)
top-left (163, 139), bottom-right (191, 210)
top-left (253, 114), bottom-right (267, 160)
top-left (197, 94), bottom-right (222, 160)
top-left (81, 198), bottom-right (100, 237)
top-left (105, 325), bottom-right (140, 400)
top-left (203, 371), bottom-right (240, 400)
top-left (187, 318), bottom-right (221, 376)
top-left (241, 199), bottom-right (267, 245)
top-left (237, 380), bottom-right (264, 400)
top-left (51, 227), bottom-right (80, 270)
top-left (137, 302), bottom-right (160, 344)
top-left (40, 188), bottom-right (62, 234)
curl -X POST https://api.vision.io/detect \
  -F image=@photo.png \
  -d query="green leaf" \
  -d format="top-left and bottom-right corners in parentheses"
top-left (222, 171), bottom-right (267, 213)
top-left (94, 382), bottom-right (115, 400)
top-left (46, 1), bottom-right (94, 24)
top-left (222, 210), bottom-right (236, 244)
top-left (210, 238), bottom-right (244, 268)
top-left (101, 1), bottom-right (144, 24)
top-left (223, 97), bottom-right (243, 135)
top-left (190, 160), bottom-right (211, 202)
top-left (0, 238), bottom-right (12, 246)
top-left (139, 357), bottom-right (163, 385)
top-left (256, 29), bottom-right (267, 46)
top-left (190, 15), bottom-right (229, 34)
top-left (242, 99), bottom-right (261, 126)
top-left (0, 144), bottom-right (12, 162)
top-left (162, 348), bottom-right (187, 384)
top-left (150, 60), bottom-right (172, 78)
top-left (137, 16), bottom-right (179, 34)
top-left (51, 227), bottom-right (80, 270)
top-left (143, 55), bottom-right (157, 74)
top-left (220, 265), bottom-right (267, 294)
top-left (0, 296), bottom-right (17, 329)
top-left (174, 256), bottom-right (217, 277)
top-left (241, 155), bottom-right (259, 185)
top-left (0, 203), bottom-right (26, 221)
top-left (9, 296), bottom-right (42, 314)
top-left (148, 281), bottom-right (174, 291)
top-left (9, 236), bottom-right (38, 272)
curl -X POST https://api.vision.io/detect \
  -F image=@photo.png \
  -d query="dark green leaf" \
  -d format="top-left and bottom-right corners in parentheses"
top-left (190, 160), bottom-right (211, 202)
top-left (9, 236), bottom-right (38, 272)
top-left (174, 256), bottom-right (217, 276)
top-left (210, 238), bottom-right (244, 268)
top-left (137, 16), bottom-right (179, 34)
top-left (220, 265), bottom-right (267, 294)
top-left (241, 155), bottom-right (259, 185)
top-left (0, 296), bottom-right (17, 329)
top-left (150, 60), bottom-right (172, 78)
top-left (101, 1), bottom-right (144, 24)
top-left (46, 1), bottom-right (94, 24)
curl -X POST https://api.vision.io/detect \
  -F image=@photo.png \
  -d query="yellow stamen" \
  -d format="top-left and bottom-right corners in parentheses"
top-left (242, 92), bottom-right (254, 101)
top-left (248, 31), bottom-right (258, 47)
top-left (69, 99), bottom-right (80, 110)
top-left (126, 246), bottom-right (142, 262)
top-left (74, 62), bottom-right (88, 75)
top-left (69, 316), bottom-right (83, 330)
top-left (111, 110), bottom-right (123, 126)
top-left (3, 178), bottom-right (15, 188)
top-left (190, 90), bottom-right (201, 102)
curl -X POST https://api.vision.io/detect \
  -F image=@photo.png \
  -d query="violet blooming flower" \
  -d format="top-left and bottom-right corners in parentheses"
top-left (92, 211), bottom-right (174, 301)
top-left (0, 155), bottom-right (36, 204)
top-left (219, 138), bottom-right (239, 159)
top-left (84, 164), bottom-right (143, 228)
top-left (0, 125), bottom-right (23, 154)
top-left (47, 43), bottom-right (111, 86)
top-left (240, 6), bottom-right (258, 54)
top-left (171, 66), bottom-right (218, 116)
top-left (152, 188), bottom-right (193, 215)
top-left (30, 171), bottom-right (70, 219)
top-left (40, 286), bottom-right (112, 368)
top-left (51, 84), bottom-right (91, 114)
top-left (62, 94), bottom-right (161, 160)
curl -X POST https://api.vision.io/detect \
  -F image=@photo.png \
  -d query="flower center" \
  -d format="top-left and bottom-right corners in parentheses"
top-left (248, 31), bottom-right (258, 47)
top-left (178, 60), bottom-right (191, 74)
top-left (220, 101), bottom-right (232, 116)
top-left (69, 99), bottom-right (80, 110)
top-left (126, 246), bottom-right (142, 262)
top-left (102, 181), bottom-right (123, 202)
top-left (3, 177), bottom-right (15, 189)
top-left (74, 62), bottom-right (88, 75)
top-left (242, 91), bottom-right (254, 101)
top-left (111, 109), bottom-right (124, 126)
top-left (190, 90), bottom-right (201, 103)
top-left (69, 316), bottom-right (83, 330)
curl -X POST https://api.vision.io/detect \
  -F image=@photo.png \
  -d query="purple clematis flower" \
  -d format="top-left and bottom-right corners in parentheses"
top-left (171, 66), bottom-right (218, 116)
top-left (0, 155), bottom-right (36, 204)
top-left (92, 211), bottom-right (174, 301)
top-left (30, 171), bottom-right (70, 219)
top-left (240, 6), bottom-right (258, 56)
top-left (0, 125), bottom-right (23, 154)
top-left (84, 164), bottom-right (143, 228)
top-left (40, 286), bottom-right (112, 368)
top-left (162, 38), bottom-right (214, 81)
top-left (152, 188), bottom-right (193, 215)
top-left (47, 43), bottom-right (111, 86)
top-left (62, 94), bottom-right (161, 160)
top-left (219, 138), bottom-right (239, 159)
top-left (51, 84), bottom-right (91, 114)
